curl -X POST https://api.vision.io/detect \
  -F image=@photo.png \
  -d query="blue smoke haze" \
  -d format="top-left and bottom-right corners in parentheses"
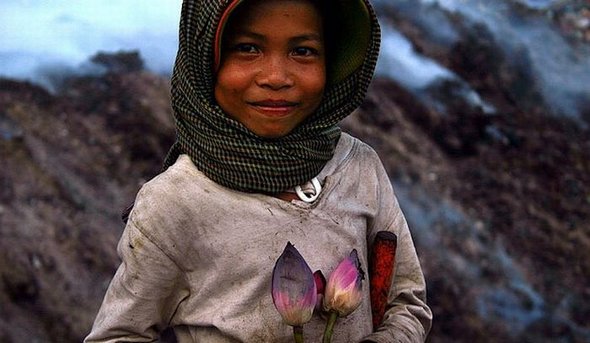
top-left (1, 0), bottom-right (588, 120)
top-left (0, 0), bottom-right (182, 86)
top-left (0, 0), bottom-right (445, 89)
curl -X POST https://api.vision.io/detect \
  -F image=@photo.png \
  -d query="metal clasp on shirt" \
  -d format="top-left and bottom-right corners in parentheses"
top-left (294, 177), bottom-right (322, 203)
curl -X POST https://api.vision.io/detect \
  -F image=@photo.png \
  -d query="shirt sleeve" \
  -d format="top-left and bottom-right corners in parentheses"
top-left (84, 218), bottom-right (189, 342)
top-left (361, 162), bottom-right (433, 343)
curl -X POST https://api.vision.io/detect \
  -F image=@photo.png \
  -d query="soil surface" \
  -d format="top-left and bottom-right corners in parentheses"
top-left (1, 42), bottom-right (589, 342)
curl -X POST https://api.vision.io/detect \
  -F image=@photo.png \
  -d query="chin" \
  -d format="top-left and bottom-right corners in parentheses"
top-left (253, 127), bottom-right (292, 139)
top-left (256, 132), bottom-right (288, 139)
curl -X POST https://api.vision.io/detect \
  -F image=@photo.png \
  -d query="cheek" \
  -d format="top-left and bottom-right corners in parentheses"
top-left (213, 83), bottom-right (226, 109)
top-left (304, 69), bottom-right (326, 103)
top-left (215, 79), bottom-right (241, 112)
top-left (215, 65), bottom-right (249, 98)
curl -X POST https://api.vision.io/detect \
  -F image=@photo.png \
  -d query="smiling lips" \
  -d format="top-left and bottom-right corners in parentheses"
top-left (248, 100), bottom-right (299, 116)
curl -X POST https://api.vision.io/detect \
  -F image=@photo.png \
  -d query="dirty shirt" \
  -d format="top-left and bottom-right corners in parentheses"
top-left (85, 133), bottom-right (432, 342)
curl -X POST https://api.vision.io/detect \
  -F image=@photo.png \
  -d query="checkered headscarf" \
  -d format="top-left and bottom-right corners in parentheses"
top-left (164, 0), bottom-right (381, 194)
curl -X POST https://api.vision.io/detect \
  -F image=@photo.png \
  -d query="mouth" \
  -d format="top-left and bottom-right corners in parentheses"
top-left (248, 100), bottom-right (299, 116)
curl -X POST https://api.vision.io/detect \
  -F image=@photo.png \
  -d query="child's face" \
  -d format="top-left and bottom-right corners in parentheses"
top-left (215, 0), bottom-right (326, 139)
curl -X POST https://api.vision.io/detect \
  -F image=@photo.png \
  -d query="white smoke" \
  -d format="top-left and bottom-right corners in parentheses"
top-left (0, 0), bottom-right (182, 88)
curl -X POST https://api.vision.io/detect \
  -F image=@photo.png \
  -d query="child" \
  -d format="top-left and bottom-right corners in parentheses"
top-left (85, 0), bottom-right (432, 342)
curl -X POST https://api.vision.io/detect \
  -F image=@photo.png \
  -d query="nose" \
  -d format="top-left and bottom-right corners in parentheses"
top-left (255, 55), bottom-right (294, 90)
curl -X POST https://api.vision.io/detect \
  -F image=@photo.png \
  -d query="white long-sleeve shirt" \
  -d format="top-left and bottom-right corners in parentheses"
top-left (85, 133), bottom-right (432, 342)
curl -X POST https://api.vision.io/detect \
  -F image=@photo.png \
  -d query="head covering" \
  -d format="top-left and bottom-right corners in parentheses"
top-left (164, 0), bottom-right (381, 194)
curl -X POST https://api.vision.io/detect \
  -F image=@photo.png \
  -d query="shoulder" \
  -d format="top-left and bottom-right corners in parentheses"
top-left (142, 154), bottom-right (201, 192)
top-left (128, 155), bottom-right (213, 233)
top-left (320, 133), bottom-right (389, 201)
top-left (335, 132), bottom-right (385, 175)
top-left (347, 133), bottom-right (380, 157)
top-left (126, 155), bottom-right (215, 262)
top-left (134, 155), bottom-right (212, 206)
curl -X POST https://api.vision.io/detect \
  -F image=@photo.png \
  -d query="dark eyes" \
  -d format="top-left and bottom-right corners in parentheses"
top-left (230, 43), bottom-right (320, 58)
top-left (292, 47), bottom-right (319, 57)
top-left (233, 43), bottom-right (259, 54)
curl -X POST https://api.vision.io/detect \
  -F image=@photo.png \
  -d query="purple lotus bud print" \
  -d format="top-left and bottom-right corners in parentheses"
top-left (323, 249), bottom-right (365, 317)
top-left (272, 242), bottom-right (317, 327)
top-left (313, 270), bottom-right (326, 311)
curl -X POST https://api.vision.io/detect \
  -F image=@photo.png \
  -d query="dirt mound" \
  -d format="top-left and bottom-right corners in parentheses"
top-left (1, 55), bottom-right (589, 342)
top-left (0, 71), bottom-right (174, 341)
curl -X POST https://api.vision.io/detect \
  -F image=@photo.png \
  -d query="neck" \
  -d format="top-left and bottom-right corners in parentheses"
top-left (274, 192), bottom-right (299, 202)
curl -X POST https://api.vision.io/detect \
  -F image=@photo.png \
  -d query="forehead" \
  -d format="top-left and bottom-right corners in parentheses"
top-left (226, 0), bottom-right (322, 31)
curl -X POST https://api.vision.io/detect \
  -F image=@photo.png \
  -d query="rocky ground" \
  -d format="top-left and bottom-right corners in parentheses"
top-left (1, 8), bottom-right (590, 340)
top-left (0, 66), bottom-right (175, 342)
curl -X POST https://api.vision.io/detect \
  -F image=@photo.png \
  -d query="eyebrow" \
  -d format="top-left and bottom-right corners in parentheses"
top-left (291, 34), bottom-right (323, 43)
top-left (230, 31), bottom-right (323, 43)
